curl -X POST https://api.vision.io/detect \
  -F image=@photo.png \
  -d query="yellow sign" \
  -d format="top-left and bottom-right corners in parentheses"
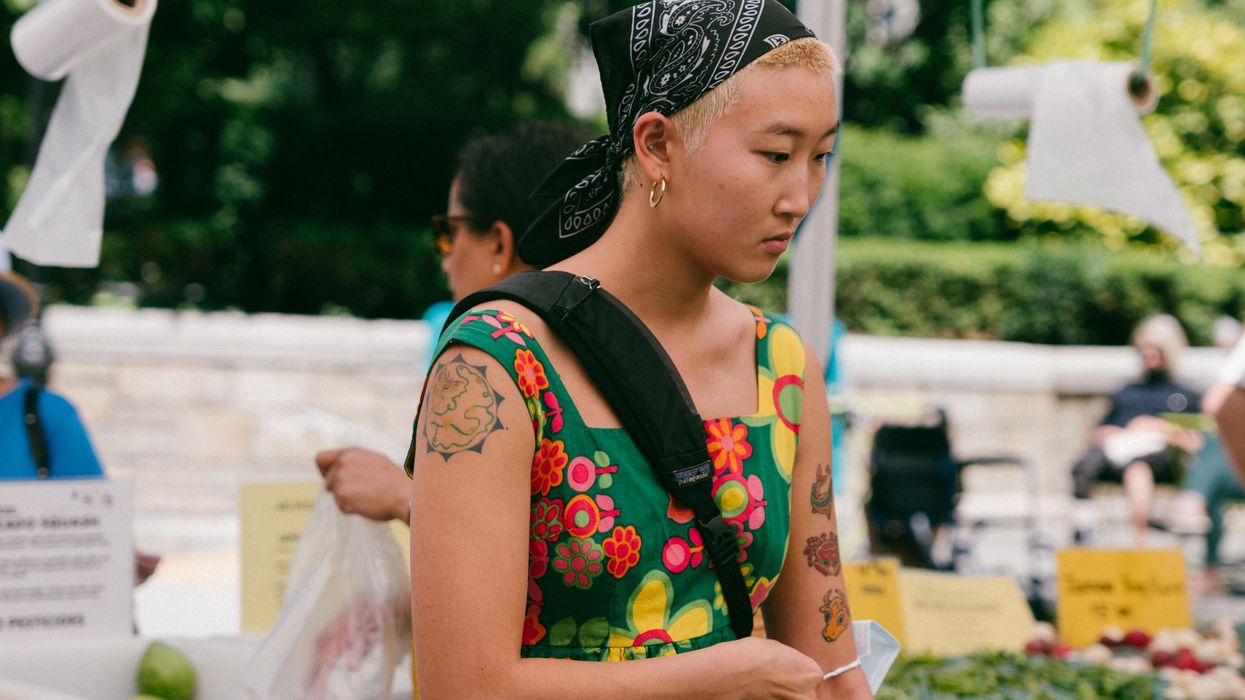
top-left (240, 481), bottom-right (413, 632)
top-left (1057, 548), bottom-right (1190, 648)
top-left (842, 558), bottom-right (906, 646)
top-left (898, 569), bottom-right (1035, 656)
top-left (240, 481), bottom-right (321, 632)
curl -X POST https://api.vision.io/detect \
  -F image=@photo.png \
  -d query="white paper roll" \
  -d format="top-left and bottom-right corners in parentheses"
top-left (11, 0), bottom-right (156, 82)
top-left (2, 0), bottom-right (157, 267)
top-left (962, 66), bottom-right (1042, 120)
top-left (963, 62), bottom-right (1157, 120)
top-left (962, 60), bottom-right (1195, 253)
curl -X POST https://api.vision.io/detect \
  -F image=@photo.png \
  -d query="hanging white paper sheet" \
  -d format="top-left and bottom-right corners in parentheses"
top-left (963, 61), bottom-right (1198, 253)
top-left (2, 0), bottom-right (157, 267)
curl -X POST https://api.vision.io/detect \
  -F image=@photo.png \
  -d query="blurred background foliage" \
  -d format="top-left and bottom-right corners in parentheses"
top-left (0, 0), bottom-right (1240, 344)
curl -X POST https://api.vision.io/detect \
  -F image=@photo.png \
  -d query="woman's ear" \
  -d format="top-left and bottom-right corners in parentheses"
top-left (491, 220), bottom-right (519, 274)
top-left (632, 111), bottom-right (675, 184)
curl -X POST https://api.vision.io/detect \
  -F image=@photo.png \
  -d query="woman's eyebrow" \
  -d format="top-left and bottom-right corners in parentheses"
top-left (756, 121), bottom-right (841, 138)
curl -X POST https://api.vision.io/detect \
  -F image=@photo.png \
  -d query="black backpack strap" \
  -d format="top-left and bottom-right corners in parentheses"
top-left (443, 270), bottom-right (754, 639)
top-left (23, 385), bottom-right (50, 479)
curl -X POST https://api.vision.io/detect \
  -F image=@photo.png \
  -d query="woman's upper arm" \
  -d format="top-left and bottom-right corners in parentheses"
top-left (763, 341), bottom-right (871, 696)
top-left (408, 343), bottom-right (535, 698)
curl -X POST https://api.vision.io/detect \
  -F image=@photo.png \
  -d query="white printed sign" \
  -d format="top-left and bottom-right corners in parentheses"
top-left (0, 480), bottom-right (132, 641)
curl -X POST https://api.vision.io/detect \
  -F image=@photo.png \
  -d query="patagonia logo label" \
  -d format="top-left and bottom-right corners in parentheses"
top-left (673, 462), bottom-right (712, 486)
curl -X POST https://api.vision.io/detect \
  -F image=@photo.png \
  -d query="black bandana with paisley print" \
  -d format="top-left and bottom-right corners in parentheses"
top-left (518, 0), bottom-right (815, 267)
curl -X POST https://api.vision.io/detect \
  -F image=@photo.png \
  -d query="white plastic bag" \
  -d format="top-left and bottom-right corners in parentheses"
top-left (238, 491), bottom-right (411, 700)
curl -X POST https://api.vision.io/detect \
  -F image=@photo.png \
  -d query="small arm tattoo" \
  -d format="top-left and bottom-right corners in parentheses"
top-left (424, 354), bottom-right (505, 459)
top-left (810, 463), bottom-right (833, 517)
top-left (804, 531), bottom-right (841, 577)
top-left (819, 588), bottom-right (850, 642)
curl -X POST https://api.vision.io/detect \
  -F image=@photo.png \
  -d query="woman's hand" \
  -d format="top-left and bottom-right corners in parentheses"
top-left (725, 637), bottom-right (823, 699)
top-left (316, 447), bottom-right (411, 523)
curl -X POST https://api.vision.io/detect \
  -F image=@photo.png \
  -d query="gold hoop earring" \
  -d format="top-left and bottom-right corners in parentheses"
top-left (491, 263), bottom-right (503, 275)
top-left (649, 177), bottom-right (667, 208)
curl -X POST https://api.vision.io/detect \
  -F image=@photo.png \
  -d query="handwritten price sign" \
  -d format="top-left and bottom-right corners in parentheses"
top-left (1056, 548), bottom-right (1190, 648)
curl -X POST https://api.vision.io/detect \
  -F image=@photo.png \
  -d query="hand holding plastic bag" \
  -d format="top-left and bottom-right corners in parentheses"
top-left (239, 490), bottom-right (411, 700)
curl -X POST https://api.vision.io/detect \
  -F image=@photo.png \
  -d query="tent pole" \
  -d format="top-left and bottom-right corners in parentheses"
top-left (790, 0), bottom-right (846, 368)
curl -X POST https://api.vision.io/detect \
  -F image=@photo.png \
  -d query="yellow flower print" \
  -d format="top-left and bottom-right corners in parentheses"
top-left (610, 571), bottom-right (713, 650)
top-left (744, 324), bottom-right (805, 481)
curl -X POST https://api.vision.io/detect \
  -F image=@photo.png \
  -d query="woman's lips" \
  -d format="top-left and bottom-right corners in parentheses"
top-left (762, 233), bottom-right (792, 254)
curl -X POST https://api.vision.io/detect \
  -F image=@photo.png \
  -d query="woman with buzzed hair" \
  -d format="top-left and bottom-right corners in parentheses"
top-left (406, 3), bottom-right (869, 698)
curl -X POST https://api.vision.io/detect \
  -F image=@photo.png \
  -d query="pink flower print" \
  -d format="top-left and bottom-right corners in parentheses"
top-left (543, 392), bottom-right (565, 434)
top-left (529, 538), bottom-right (549, 580)
top-left (730, 521), bottom-right (753, 563)
top-left (746, 475), bottom-right (767, 530)
top-left (551, 538), bottom-right (605, 590)
top-left (480, 312), bottom-right (530, 345)
top-left (523, 579), bottom-right (545, 644)
top-left (662, 528), bottom-right (705, 574)
top-left (749, 577), bottom-right (775, 609)
top-left (530, 498), bottom-right (563, 542)
top-left (566, 456), bottom-right (618, 492)
top-left (667, 493), bottom-right (694, 524)
top-left (563, 494), bottom-right (600, 538)
top-left (596, 494), bottom-right (619, 533)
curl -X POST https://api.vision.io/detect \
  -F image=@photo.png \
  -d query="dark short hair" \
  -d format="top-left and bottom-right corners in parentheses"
top-left (455, 121), bottom-right (592, 253)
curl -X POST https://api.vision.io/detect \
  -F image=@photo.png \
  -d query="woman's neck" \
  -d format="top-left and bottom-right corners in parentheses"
top-left (550, 197), bottom-right (716, 329)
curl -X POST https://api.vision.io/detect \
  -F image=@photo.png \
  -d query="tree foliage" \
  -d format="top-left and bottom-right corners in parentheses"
top-left (2, 0), bottom-right (576, 316)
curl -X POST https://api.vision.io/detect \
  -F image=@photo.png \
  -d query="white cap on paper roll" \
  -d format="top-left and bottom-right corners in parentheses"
top-left (11, 0), bottom-right (156, 82)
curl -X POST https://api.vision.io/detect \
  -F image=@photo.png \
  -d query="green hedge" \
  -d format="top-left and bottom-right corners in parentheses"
top-left (719, 239), bottom-right (1245, 346)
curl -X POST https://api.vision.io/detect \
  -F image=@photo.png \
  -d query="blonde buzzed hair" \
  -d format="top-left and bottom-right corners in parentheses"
top-left (621, 37), bottom-right (838, 192)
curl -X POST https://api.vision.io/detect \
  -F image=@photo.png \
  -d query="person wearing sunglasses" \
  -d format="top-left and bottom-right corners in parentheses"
top-left (316, 121), bottom-right (590, 525)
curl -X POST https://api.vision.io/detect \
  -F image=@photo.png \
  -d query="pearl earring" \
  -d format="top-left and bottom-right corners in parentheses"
top-left (491, 263), bottom-right (502, 275)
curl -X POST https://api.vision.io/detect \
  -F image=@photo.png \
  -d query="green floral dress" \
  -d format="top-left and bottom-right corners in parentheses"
top-left (430, 305), bottom-right (807, 662)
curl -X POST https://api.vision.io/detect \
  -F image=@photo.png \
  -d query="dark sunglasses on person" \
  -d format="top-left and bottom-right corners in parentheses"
top-left (431, 214), bottom-right (487, 256)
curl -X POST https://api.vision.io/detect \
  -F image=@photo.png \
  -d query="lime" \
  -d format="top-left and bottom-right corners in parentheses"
top-left (136, 641), bottom-right (197, 700)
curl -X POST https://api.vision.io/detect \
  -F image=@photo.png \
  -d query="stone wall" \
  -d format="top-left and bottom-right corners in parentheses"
top-left (27, 306), bottom-right (1235, 552)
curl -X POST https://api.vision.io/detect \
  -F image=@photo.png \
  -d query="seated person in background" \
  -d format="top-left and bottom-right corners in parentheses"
top-left (1071, 314), bottom-right (1202, 545)
top-left (1209, 328), bottom-right (1245, 493)
top-left (316, 121), bottom-right (590, 523)
top-left (0, 272), bottom-right (103, 480)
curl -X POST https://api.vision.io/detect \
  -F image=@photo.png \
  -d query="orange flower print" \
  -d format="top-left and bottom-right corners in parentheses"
top-left (603, 525), bottom-right (643, 579)
top-left (531, 439), bottom-right (568, 496)
top-left (747, 305), bottom-right (772, 340)
top-left (704, 418), bottom-right (752, 475)
top-left (514, 349), bottom-right (550, 398)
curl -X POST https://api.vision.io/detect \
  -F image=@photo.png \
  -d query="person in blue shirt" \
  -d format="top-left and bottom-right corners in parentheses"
top-left (0, 272), bottom-right (104, 480)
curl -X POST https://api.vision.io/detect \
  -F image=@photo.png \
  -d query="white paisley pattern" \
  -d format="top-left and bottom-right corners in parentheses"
top-left (522, 0), bottom-right (814, 264)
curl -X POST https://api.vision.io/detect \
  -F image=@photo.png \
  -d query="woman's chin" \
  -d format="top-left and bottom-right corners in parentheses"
top-left (719, 261), bottom-right (780, 286)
